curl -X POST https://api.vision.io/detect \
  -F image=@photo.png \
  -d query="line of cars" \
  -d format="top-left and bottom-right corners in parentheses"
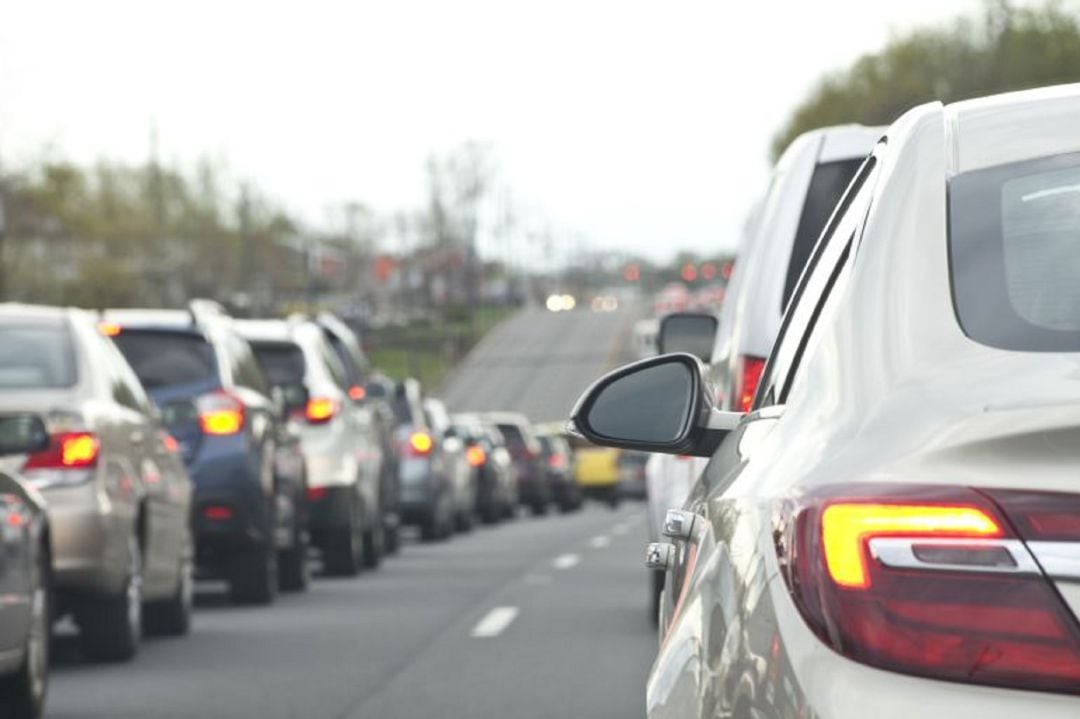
top-left (0, 301), bottom-right (584, 719)
top-left (572, 83), bottom-right (1080, 716)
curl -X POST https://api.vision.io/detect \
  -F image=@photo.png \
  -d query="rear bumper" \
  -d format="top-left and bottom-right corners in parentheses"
top-left (188, 445), bottom-right (271, 573)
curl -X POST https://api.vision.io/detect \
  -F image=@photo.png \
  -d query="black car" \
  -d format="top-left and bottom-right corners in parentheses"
top-left (105, 304), bottom-right (306, 604)
top-left (485, 413), bottom-right (548, 515)
top-left (536, 433), bottom-right (582, 512)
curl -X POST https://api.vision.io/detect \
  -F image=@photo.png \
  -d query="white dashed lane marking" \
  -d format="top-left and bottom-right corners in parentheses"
top-left (553, 553), bottom-right (581, 570)
top-left (471, 607), bottom-right (520, 638)
top-left (589, 535), bottom-right (611, 549)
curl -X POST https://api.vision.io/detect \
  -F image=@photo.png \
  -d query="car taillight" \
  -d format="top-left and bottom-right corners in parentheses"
top-left (306, 487), bottom-right (327, 502)
top-left (405, 431), bottom-right (434, 457)
top-left (547, 453), bottom-right (567, 470)
top-left (24, 431), bottom-right (100, 469)
top-left (776, 484), bottom-right (1080, 693)
top-left (305, 397), bottom-right (338, 424)
top-left (466, 445), bottom-right (486, 467)
top-left (348, 385), bottom-right (366, 401)
top-left (735, 354), bottom-right (765, 413)
top-left (197, 392), bottom-right (245, 435)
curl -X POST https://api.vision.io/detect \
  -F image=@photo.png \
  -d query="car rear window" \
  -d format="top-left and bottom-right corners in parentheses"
top-left (782, 158), bottom-right (864, 311)
top-left (250, 342), bottom-right (307, 387)
top-left (950, 152), bottom-right (1080, 351)
top-left (112, 330), bottom-right (216, 389)
top-left (0, 319), bottom-right (77, 388)
top-left (496, 424), bottom-right (526, 450)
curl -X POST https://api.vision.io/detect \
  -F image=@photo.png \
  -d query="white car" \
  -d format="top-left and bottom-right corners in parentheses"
top-left (712, 124), bottom-right (883, 412)
top-left (571, 83), bottom-right (1080, 718)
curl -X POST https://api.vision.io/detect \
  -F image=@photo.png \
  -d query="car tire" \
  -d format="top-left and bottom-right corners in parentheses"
top-left (383, 521), bottom-right (401, 555)
top-left (362, 515), bottom-right (384, 569)
top-left (143, 556), bottom-right (193, 636)
top-left (278, 521), bottom-right (310, 593)
top-left (0, 542), bottom-right (49, 718)
top-left (229, 544), bottom-right (279, 605)
top-left (529, 502), bottom-right (549, 517)
top-left (323, 502), bottom-right (362, 576)
top-left (78, 536), bottom-right (141, 663)
top-left (455, 509), bottom-right (474, 533)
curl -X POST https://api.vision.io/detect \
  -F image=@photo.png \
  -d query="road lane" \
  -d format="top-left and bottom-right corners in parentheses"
top-left (47, 504), bottom-right (655, 719)
top-left (441, 302), bottom-right (642, 423)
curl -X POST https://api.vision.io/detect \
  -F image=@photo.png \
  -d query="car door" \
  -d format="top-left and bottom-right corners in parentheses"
top-left (650, 150), bottom-right (883, 716)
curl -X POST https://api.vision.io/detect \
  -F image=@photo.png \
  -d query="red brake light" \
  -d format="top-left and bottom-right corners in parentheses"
top-left (466, 445), bottom-right (486, 467)
top-left (547, 453), bottom-right (567, 470)
top-left (407, 431), bottom-right (434, 456)
top-left (161, 433), bottom-right (181, 454)
top-left (25, 432), bottom-right (101, 469)
top-left (306, 487), bottom-right (327, 502)
top-left (203, 505), bottom-right (233, 521)
top-left (348, 385), bottom-right (366, 401)
top-left (777, 484), bottom-right (1080, 694)
top-left (735, 354), bottom-right (766, 413)
top-left (197, 392), bottom-right (245, 435)
top-left (305, 398), bottom-right (338, 424)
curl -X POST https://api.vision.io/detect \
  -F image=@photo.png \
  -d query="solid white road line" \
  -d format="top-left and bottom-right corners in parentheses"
top-left (590, 535), bottom-right (611, 548)
top-left (471, 607), bottom-right (520, 638)
top-left (553, 553), bottom-right (581, 570)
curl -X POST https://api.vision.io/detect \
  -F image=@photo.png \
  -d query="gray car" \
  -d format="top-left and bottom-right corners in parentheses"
top-left (0, 305), bottom-right (193, 663)
top-left (570, 84), bottom-right (1080, 718)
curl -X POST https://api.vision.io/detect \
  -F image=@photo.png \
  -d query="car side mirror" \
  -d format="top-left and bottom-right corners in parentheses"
top-left (657, 312), bottom-right (719, 362)
top-left (0, 415), bottom-right (49, 456)
top-left (568, 353), bottom-right (741, 458)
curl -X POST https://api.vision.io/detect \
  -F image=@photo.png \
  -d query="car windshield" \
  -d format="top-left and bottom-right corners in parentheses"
top-left (950, 152), bottom-right (1080, 350)
top-left (782, 157), bottom-right (864, 311)
top-left (250, 342), bottom-right (307, 387)
top-left (0, 319), bottom-right (77, 388)
top-left (112, 330), bottom-right (216, 389)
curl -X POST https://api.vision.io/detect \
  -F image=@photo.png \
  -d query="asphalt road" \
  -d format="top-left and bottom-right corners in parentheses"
top-left (47, 503), bottom-right (656, 719)
top-left (441, 303), bottom-right (642, 424)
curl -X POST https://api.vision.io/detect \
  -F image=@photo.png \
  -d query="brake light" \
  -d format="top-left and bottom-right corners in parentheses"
top-left (197, 392), bottom-right (245, 435)
top-left (776, 484), bottom-right (1080, 693)
top-left (547, 453), bottom-right (566, 470)
top-left (466, 445), bottom-right (486, 467)
top-left (407, 431), bottom-right (434, 456)
top-left (735, 355), bottom-right (765, 413)
top-left (348, 385), bottom-right (366, 401)
top-left (306, 487), bottom-right (327, 502)
top-left (203, 505), bottom-right (233, 521)
top-left (305, 398), bottom-right (338, 424)
top-left (25, 431), bottom-right (101, 469)
top-left (161, 433), bottom-right (181, 454)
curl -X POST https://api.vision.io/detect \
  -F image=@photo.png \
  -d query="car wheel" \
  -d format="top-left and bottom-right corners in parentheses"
top-left (529, 502), bottom-right (549, 517)
top-left (323, 503), bottom-right (362, 576)
top-left (229, 543), bottom-right (279, 605)
top-left (143, 555), bottom-right (193, 636)
top-left (278, 521), bottom-right (310, 592)
top-left (455, 508), bottom-right (474, 533)
top-left (78, 536), bottom-right (141, 662)
top-left (0, 542), bottom-right (49, 718)
top-left (362, 515), bottom-right (384, 569)
top-left (383, 521), bottom-right (401, 555)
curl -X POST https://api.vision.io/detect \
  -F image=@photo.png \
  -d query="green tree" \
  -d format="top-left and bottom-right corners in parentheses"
top-left (772, 0), bottom-right (1080, 159)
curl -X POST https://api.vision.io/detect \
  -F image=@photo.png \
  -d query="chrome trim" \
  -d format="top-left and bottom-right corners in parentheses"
top-left (868, 538), bottom-right (1041, 575)
top-left (662, 510), bottom-right (694, 541)
top-left (1027, 542), bottom-right (1080, 582)
top-left (646, 542), bottom-right (677, 572)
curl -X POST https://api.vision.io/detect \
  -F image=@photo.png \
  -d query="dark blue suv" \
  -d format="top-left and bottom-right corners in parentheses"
top-left (103, 304), bottom-right (306, 604)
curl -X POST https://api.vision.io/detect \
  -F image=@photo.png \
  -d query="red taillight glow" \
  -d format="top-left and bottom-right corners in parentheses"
top-left (547, 453), bottom-right (566, 470)
top-left (735, 355), bottom-right (766, 413)
top-left (203, 505), bottom-right (233, 521)
top-left (466, 445), bottom-right (486, 467)
top-left (348, 385), bottom-right (366, 401)
top-left (305, 398), bottom-right (338, 424)
top-left (197, 392), bottom-right (245, 435)
top-left (821, 503), bottom-right (1002, 589)
top-left (161, 433), bottom-right (180, 454)
top-left (408, 432), bottom-right (434, 456)
top-left (306, 487), bottom-right (327, 502)
top-left (777, 484), bottom-right (1080, 694)
top-left (24, 432), bottom-right (100, 470)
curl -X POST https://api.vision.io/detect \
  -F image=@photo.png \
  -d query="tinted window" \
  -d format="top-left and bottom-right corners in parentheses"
top-left (113, 331), bottom-right (216, 390)
top-left (225, 334), bottom-right (269, 394)
top-left (326, 333), bottom-right (363, 384)
top-left (496, 424), bottom-right (527, 451)
top-left (250, 342), bottom-right (306, 387)
top-left (783, 158), bottom-right (864, 311)
top-left (0, 320), bottom-right (77, 388)
top-left (951, 153), bottom-right (1080, 351)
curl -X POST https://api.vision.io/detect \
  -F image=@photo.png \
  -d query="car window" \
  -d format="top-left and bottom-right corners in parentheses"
top-left (950, 152), bottom-right (1080, 350)
top-left (250, 342), bottom-right (307, 387)
top-left (113, 330), bottom-right (217, 390)
top-left (0, 318), bottom-right (77, 388)
top-left (318, 339), bottom-right (349, 390)
top-left (756, 150), bottom-right (881, 408)
top-left (783, 158), bottom-right (865, 311)
top-left (100, 335), bottom-right (152, 413)
top-left (226, 333), bottom-right (270, 395)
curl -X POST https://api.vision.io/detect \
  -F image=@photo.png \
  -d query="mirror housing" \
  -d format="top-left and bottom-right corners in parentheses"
top-left (568, 353), bottom-right (742, 458)
top-left (0, 415), bottom-right (49, 456)
top-left (657, 312), bottom-right (719, 362)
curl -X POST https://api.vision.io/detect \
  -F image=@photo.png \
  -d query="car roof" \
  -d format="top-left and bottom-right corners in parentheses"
top-left (0, 303), bottom-right (79, 321)
top-left (483, 411), bottom-right (532, 426)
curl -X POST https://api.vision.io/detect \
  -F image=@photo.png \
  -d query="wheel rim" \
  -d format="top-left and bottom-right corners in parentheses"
top-left (27, 553), bottom-right (47, 703)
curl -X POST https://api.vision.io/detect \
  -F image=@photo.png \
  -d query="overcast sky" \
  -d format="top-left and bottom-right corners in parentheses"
top-left (1, 0), bottom-right (992, 263)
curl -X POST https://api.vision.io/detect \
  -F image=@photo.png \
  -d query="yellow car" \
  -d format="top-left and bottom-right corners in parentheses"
top-left (573, 446), bottom-right (621, 507)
